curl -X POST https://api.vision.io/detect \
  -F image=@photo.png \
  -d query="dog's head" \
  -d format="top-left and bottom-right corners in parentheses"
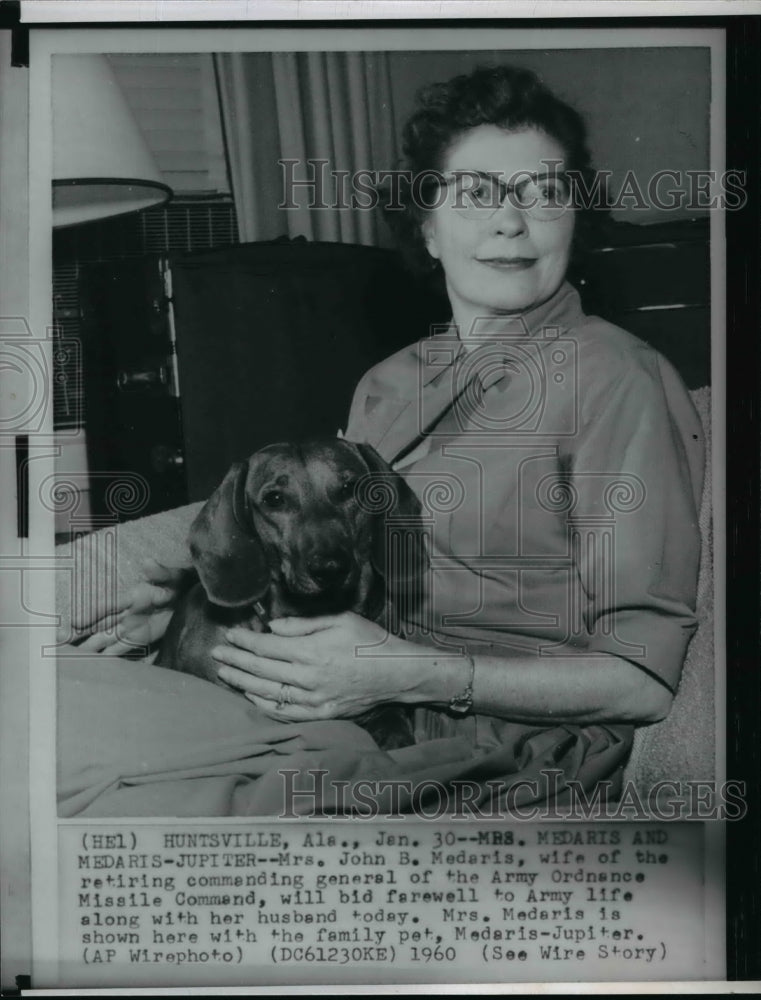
top-left (188, 439), bottom-right (428, 614)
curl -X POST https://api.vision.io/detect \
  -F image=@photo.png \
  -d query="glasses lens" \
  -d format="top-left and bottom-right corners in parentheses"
top-left (515, 175), bottom-right (572, 219)
top-left (450, 173), bottom-right (503, 214)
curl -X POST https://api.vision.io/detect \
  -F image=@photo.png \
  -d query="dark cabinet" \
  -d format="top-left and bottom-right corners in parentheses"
top-left (79, 240), bottom-right (446, 519)
top-left (79, 257), bottom-right (188, 520)
top-left (572, 217), bottom-right (710, 390)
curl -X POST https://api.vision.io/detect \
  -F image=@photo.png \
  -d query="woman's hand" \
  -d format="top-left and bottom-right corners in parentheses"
top-left (211, 612), bottom-right (416, 721)
top-left (78, 558), bottom-right (189, 656)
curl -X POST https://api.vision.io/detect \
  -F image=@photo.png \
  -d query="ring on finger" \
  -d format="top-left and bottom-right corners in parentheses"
top-left (276, 683), bottom-right (291, 710)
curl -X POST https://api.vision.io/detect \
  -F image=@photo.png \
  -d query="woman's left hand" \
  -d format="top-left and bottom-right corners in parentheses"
top-left (210, 613), bottom-right (411, 721)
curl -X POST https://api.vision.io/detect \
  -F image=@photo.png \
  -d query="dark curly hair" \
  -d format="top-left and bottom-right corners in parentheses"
top-left (384, 64), bottom-right (603, 276)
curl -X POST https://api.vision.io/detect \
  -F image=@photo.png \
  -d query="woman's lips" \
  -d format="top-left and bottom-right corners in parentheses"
top-left (477, 256), bottom-right (537, 270)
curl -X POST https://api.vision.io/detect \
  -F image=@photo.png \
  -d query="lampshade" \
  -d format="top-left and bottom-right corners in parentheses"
top-left (52, 55), bottom-right (172, 228)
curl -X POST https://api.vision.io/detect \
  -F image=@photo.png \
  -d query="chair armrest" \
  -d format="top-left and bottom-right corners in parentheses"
top-left (55, 502), bottom-right (204, 643)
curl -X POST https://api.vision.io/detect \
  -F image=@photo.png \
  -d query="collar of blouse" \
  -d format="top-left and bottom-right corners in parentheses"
top-left (419, 279), bottom-right (584, 393)
top-left (366, 281), bottom-right (585, 465)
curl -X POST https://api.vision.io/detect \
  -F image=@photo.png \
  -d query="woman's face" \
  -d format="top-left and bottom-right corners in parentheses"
top-left (422, 124), bottom-right (575, 328)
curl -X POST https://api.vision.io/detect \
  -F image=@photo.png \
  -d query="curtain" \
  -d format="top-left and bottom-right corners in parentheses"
top-left (214, 51), bottom-right (399, 246)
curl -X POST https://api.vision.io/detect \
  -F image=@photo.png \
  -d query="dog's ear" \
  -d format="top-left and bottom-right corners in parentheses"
top-left (188, 460), bottom-right (270, 607)
top-left (352, 441), bottom-right (429, 595)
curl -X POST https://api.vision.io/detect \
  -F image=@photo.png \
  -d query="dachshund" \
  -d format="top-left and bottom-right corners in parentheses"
top-left (156, 439), bottom-right (429, 750)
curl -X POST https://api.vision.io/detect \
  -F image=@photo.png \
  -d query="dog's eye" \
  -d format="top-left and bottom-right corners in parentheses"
top-left (261, 490), bottom-right (286, 510)
top-left (339, 479), bottom-right (356, 501)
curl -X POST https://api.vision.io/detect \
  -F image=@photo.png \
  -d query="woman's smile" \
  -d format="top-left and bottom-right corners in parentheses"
top-left (476, 255), bottom-right (538, 269)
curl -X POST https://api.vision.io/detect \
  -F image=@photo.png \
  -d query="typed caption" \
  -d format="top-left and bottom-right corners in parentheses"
top-left (57, 820), bottom-right (715, 987)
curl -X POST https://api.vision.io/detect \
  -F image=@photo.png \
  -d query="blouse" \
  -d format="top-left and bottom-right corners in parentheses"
top-left (345, 281), bottom-right (705, 694)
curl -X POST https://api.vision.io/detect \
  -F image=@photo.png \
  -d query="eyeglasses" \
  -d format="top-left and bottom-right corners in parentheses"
top-left (436, 169), bottom-right (573, 222)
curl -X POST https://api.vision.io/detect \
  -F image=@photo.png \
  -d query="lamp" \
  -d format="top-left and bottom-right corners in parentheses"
top-left (52, 55), bottom-right (172, 228)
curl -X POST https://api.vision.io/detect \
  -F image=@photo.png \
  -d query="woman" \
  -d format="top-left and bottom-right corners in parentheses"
top-left (78, 65), bottom-right (704, 811)
top-left (206, 66), bottom-right (703, 733)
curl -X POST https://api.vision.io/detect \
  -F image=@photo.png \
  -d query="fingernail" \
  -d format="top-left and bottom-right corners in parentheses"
top-left (211, 646), bottom-right (223, 660)
top-left (224, 630), bottom-right (236, 642)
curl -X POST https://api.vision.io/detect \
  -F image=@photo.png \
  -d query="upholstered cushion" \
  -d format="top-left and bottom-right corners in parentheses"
top-left (55, 502), bottom-right (201, 643)
top-left (622, 385), bottom-right (714, 793)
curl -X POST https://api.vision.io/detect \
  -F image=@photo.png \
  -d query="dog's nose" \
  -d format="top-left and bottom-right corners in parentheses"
top-left (307, 551), bottom-right (352, 587)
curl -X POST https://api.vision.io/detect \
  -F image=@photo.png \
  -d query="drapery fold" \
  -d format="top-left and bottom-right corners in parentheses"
top-left (214, 51), bottom-right (399, 245)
